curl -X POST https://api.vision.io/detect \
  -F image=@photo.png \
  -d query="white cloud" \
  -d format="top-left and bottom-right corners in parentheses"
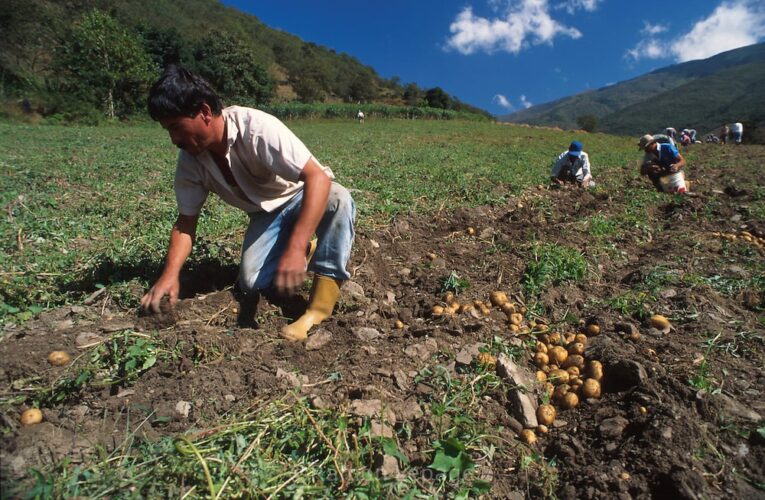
top-left (493, 94), bottom-right (514, 110)
top-left (641, 21), bottom-right (668, 36)
top-left (520, 94), bottom-right (533, 108)
top-left (672, 1), bottom-right (765, 61)
top-left (556, 0), bottom-right (603, 15)
top-left (445, 1), bottom-right (583, 55)
top-left (626, 1), bottom-right (765, 62)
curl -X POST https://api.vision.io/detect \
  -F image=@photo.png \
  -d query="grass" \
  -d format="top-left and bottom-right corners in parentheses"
top-left (522, 243), bottom-right (587, 298)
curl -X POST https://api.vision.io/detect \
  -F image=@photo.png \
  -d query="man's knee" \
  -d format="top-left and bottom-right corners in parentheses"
top-left (326, 183), bottom-right (355, 217)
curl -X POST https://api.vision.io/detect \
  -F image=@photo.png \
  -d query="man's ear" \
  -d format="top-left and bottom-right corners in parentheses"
top-left (199, 103), bottom-right (213, 124)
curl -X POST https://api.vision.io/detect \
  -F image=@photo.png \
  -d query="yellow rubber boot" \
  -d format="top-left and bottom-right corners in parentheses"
top-left (306, 238), bottom-right (318, 264)
top-left (281, 275), bottom-right (341, 341)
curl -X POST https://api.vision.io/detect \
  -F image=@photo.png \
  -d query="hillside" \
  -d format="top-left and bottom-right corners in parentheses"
top-left (500, 43), bottom-right (765, 141)
top-left (0, 0), bottom-right (488, 119)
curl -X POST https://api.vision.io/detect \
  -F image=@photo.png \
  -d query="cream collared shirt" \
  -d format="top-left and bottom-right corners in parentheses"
top-left (174, 106), bottom-right (334, 215)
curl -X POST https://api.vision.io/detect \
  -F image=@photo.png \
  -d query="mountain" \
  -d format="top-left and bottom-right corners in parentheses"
top-left (499, 43), bottom-right (765, 142)
top-left (0, 0), bottom-right (488, 118)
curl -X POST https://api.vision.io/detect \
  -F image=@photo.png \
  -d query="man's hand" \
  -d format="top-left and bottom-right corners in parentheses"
top-left (669, 163), bottom-right (680, 173)
top-left (140, 275), bottom-right (180, 313)
top-left (274, 247), bottom-right (307, 295)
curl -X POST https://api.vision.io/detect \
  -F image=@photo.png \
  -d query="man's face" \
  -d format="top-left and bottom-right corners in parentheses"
top-left (159, 113), bottom-right (211, 156)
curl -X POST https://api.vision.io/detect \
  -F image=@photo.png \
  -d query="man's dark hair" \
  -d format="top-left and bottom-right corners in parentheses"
top-left (147, 66), bottom-right (223, 121)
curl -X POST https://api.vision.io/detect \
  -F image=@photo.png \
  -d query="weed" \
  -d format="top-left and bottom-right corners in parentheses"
top-left (522, 243), bottom-right (587, 298)
top-left (688, 333), bottom-right (722, 393)
top-left (440, 271), bottom-right (470, 295)
top-left (607, 291), bottom-right (655, 319)
top-left (587, 215), bottom-right (618, 238)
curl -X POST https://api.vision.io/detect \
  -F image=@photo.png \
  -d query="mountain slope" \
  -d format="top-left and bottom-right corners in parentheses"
top-left (499, 42), bottom-right (765, 140)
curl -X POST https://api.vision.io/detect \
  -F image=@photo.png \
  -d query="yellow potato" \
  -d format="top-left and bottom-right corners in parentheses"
top-left (537, 424), bottom-right (549, 434)
top-left (588, 360), bottom-right (604, 381)
top-left (536, 342), bottom-right (548, 353)
top-left (547, 332), bottom-right (562, 345)
top-left (548, 346), bottom-right (568, 365)
top-left (432, 305), bottom-right (445, 316)
top-left (562, 355), bottom-right (585, 370)
top-left (476, 352), bottom-right (497, 368)
top-left (466, 226), bottom-right (476, 236)
top-left (536, 404), bottom-right (557, 426)
top-left (553, 383), bottom-right (571, 401)
top-left (509, 313), bottom-right (523, 326)
top-left (548, 369), bottom-right (570, 385)
top-left (500, 302), bottom-right (516, 315)
top-left (47, 351), bottom-right (71, 366)
top-left (394, 320), bottom-right (405, 329)
top-left (586, 324), bottom-right (601, 336)
top-left (535, 370), bottom-right (547, 383)
top-left (20, 408), bottom-right (43, 425)
top-left (566, 366), bottom-right (580, 378)
top-left (519, 429), bottom-right (537, 444)
top-left (567, 342), bottom-right (585, 356)
top-left (489, 291), bottom-right (509, 307)
top-left (582, 378), bottom-right (601, 399)
top-left (574, 333), bottom-right (588, 345)
top-left (650, 315), bottom-right (670, 330)
top-left (534, 352), bottom-right (549, 368)
top-left (443, 292), bottom-right (455, 303)
top-left (560, 392), bottom-right (579, 410)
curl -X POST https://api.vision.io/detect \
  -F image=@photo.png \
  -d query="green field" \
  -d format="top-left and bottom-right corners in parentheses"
top-left (0, 120), bottom-right (645, 324)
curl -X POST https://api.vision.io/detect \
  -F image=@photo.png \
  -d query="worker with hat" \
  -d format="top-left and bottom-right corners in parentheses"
top-left (637, 134), bottom-right (687, 193)
top-left (550, 140), bottom-right (595, 188)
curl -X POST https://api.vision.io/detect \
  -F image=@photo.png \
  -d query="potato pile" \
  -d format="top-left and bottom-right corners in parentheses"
top-left (430, 290), bottom-right (530, 327)
top-left (711, 231), bottom-right (765, 250)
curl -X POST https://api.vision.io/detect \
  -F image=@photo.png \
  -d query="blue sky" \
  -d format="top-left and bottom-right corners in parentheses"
top-left (223, 0), bottom-right (765, 115)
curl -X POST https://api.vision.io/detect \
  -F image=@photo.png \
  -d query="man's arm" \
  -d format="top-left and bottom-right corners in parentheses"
top-left (550, 155), bottom-right (564, 183)
top-left (140, 214), bottom-right (199, 313)
top-left (640, 161), bottom-right (661, 176)
top-left (274, 158), bottom-right (331, 294)
top-left (669, 152), bottom-right (686, 173)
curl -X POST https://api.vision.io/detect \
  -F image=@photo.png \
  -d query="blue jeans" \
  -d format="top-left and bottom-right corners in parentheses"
top-left (239, 182), bottom-right (356, 293)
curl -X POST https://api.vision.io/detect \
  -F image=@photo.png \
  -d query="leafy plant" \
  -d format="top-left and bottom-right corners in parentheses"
top-left (440, 271), bottom-right (470, 295)
top-left (522, 243), bottom-right (587, 298)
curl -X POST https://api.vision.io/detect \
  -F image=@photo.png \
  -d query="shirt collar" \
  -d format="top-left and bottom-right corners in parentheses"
top-left (223, 108), bottom-right (239, 151)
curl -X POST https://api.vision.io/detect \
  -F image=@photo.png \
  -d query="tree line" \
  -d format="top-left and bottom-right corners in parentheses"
top-left (0, 3), bottom-right (490, 122)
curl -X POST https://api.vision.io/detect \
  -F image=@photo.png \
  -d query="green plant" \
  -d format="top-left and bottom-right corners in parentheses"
top-left (689, 333), bottom-right (722, 393)
top-left (440, 271), bottom-right (470, 295)
top-left (522, 243), bottom-right (587, 298)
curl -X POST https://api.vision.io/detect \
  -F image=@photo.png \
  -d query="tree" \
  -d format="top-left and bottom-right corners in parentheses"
top-left (576, 115), bottom-right (598, 132)
top-left (136, 25), bottom-right (189, 69)
top-left (403, 83), bottom-right (423, 107)
top-left (425, 87), bottom-right (450, 109)
top-left (192, 30), bottom-right (274, 105)
top-left (56, 10), bottom-right (154, 118)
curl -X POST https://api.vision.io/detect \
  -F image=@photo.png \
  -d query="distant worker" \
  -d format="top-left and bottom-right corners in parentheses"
top-left (550, 140), bottom-right (594, 189)
top-left (356, 110), bottom-right (365, 124)
top-left (731, 122), bottom-right (743, 144)
top-left (679, 130), bottom-right (691, 146)
top-left (719, 124), bottom-right (729, 144)
top-left (664, 127), bottom-right (677, 139)
top-left (638, 134), bottom-right (687, 193)
top-left (687, 128), bottom-right (698, 143)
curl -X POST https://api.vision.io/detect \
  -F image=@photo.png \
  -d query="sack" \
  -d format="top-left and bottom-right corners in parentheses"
top-left (659, 171), bottom-right (686, 193)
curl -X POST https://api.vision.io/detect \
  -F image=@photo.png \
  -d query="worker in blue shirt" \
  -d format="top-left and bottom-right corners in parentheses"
top-left (638, 134), bottom-right (687, 193)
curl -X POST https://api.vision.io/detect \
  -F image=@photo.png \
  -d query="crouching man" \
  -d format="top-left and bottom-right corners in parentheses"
top-left (140, 66), bottom-right (355, 341)
top-left (550, 141), bottom-right (595, 189)
top-left (637, 134), bottom-right (687, 193)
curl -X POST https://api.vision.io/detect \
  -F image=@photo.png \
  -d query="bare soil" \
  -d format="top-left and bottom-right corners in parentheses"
top-left (2, 145), bottom-right (764, 498)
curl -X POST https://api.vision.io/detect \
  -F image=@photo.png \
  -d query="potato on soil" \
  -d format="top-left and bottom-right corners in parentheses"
top-left (519, 429), bottom-right (537, 444)
top-left (534, 352), bottom-right (549, 368)
top-left (537, 424), bottom-right (549, 434)
top-left (560, 392), bottom-right (579, 409)
top-left (567, 342), bottom-right (585, 356)
top-left (588, 360), bottom-right (604, 381)
top-left (466, 226), bottom-right (476, 235)
top-left (548, 346), bottom-right (568, 365)
top-left (47, 350), bottom-right (71, 366)
top-left (650, 315), bottom-right (670, 331)
top-left (574, 333), bottom-right (588, 345)
top-left (500, 302), bottom-right (516, 315)
top-left (20, 409), bottom-right (43, 425)
top-left (553, 384), bottom-right (571, 401)
top-left (426, 252), bottom-right (437, 261)
top-left (509, 313), bottom-right (523, 325)
top-left (443, 291), bottom-right (455, 303)
top-left (536, 342), bottom-right (548, 353)
top-left (432, 305), bottom-right (445, 316)
top-left (489, 291), bottom-right (509, 307)
top-left (548, 369), bottom-right (570, 385)
top-left (566, 366), bottom-right (580, 378)
top-left (586, 324), bottom-right (601, 336)
top-left (562, 354), bottom-right (585, 370)
top-left (536, 404), bottom-right (556, 426)
top-left (547, 332), bottom-right (562, 345)
top-left (394, 320), bottom-right (405, 329)
top-left (564, 333), bottom-right (576, 344)
top-left (476, 352), bottom-right (497, 368)
top-left (535, 370), bottom-right (547, 383)
top-left (582, 378), bottom-right (601, 399)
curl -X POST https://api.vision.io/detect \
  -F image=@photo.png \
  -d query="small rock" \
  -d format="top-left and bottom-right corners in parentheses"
top-left (397, 268), bottom-right (411, 276)
top-left (116, 389), bottom-right (135, 398)
top-left (609, 360), bottom-right (648, 390)
top-left (403, 339), bottom-right (438, 360)
top-left (599, 416), bottom-right (629, 439)
top-left (374, 454), bottom-right (400, 478)
top-left (354, 327), bottom-right (381, 342)
top-left (384, 291), bottom-right (397, 304)
top-left (75, 331), bottom-right (105, 348)
top-left (100, 319), bottom-right (135, 333)
top-left (349, 399), bottom-right (396, 424)
top-left (709, 393), bottom-right (762, 422)
top-left (305, 329), bottom-right (332, 351)
top-left (369, 239), bottom-right (380, 248)
top-left (660, 427), bottom-right (673, 440)
top-left (395, 398), bottom-right (423, 421)
top-left (361, 346), bottom-right (377, 355)
top-left (224, 394), bottom-right (236, 402)
top-left (175, 401), bottom-right (191, 419)
top-left (343, 281), bottom-right (368, 304)
top-left (276, 368), bottom-right (308, 389)
top-left (54, 319), bottom-right (74, 331)
top-left (496, 354), bottom-right (537, 390)
top-left (506, 388), bottom-right (538, 428)
top-left (393, 370), bottom-right (409, 390)
top-left (660, 288), bottom-right (677, 299)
